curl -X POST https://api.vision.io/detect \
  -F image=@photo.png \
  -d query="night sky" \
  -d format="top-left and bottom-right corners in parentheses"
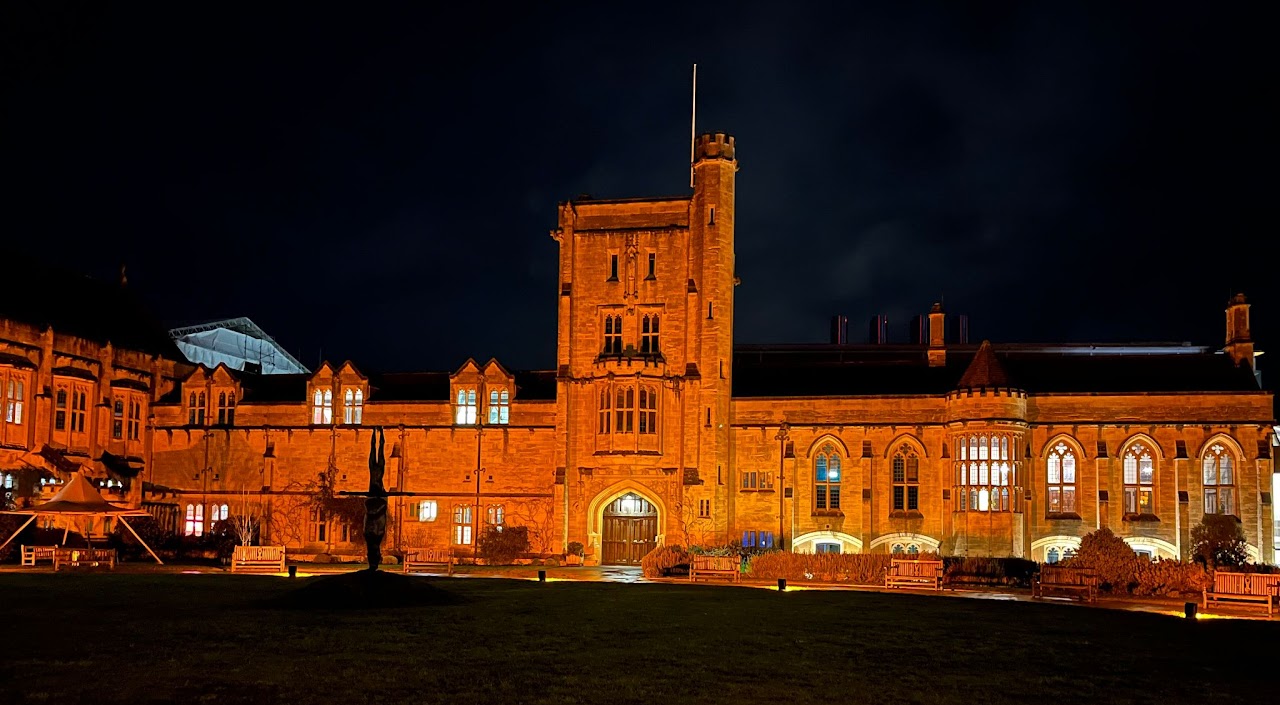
top-left (4, 3), bottom-right (1277, 375)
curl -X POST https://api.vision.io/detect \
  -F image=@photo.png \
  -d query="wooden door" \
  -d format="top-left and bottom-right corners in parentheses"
top-left (602, 493), bottom-right (657, 565)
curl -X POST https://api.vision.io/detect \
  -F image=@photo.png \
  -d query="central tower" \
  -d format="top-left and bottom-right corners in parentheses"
top-left (551, 133), bottom-right (738, 561)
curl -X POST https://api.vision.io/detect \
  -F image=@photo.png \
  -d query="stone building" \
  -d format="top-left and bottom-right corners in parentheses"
top-left (2, 134), bottom-right (1274, 565)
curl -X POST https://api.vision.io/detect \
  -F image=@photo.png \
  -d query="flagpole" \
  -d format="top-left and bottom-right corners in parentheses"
top-left (690, 63), bottom-right (697, 188)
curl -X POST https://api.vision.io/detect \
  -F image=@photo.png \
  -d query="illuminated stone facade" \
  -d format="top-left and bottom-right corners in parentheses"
top-left (2, 135), bottom-right (1274, 564)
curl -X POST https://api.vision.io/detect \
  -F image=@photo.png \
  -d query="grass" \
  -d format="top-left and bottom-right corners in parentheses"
top-left (0, 573), bottom-right (1273, 704)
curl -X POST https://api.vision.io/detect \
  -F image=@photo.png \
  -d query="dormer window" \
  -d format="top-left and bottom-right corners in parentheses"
top-left (312, 389), bottom-right (333, 425)
top-left (488, 389), bottom-right (509, 425)
top-left (188, 391), bottom-right (206, 426)
top-left (343, 388), bottom-right (364, 425)
top-left (455, 389), bottom-right (477, 425)
top-left (216, 391), bottom-right (236, 425)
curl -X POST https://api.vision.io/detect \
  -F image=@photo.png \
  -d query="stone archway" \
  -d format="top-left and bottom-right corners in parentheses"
top-left (599, 492), bottom-right (659, 565)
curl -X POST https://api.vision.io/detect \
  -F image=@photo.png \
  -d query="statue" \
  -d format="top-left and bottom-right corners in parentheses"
top-left (364, 427), bottom-right (388, 571)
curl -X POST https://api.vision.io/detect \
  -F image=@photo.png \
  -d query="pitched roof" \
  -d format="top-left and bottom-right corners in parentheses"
top-left (732, 343), bottom-right (1265, 398)
top-left (956, 341), bottom-right (1013, 389)
top-left (1, 261), bottom-right (181, 359)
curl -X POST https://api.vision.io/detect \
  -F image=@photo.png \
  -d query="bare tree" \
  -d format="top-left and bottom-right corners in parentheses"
top-left (506, 499), bottom-right (557, 556)
top-left (231, 490), bottom-right (261, 547)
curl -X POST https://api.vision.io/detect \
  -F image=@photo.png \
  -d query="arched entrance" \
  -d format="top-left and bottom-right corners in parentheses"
top-left (601, 492), bottom-right (658, 565)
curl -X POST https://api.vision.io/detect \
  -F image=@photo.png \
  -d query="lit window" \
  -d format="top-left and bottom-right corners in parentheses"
top-left (2, 473), bottom-right (12, 489)
top-left (1202, 443), bottom-right (1236, 516)
top-left (209, 504), bottom-right (229, 524)
top-left (5, 377), bottom-right (24, 425)
top-left (891, 445), bottom-right (920, 512)
top-left (455, 389), bottom-right (477, 425)
top-left (954, 433), bottom-right (1016, 513)
top-left (343, 388), bottom-right (363, 425)
top-left (312, 389), bottom-right (333, 425)
top-left (638, 385), bottom-right (657, 434)
top-left (487, 504), bottom-right (505, 528)
top-left (1047, 441), bottom-right (1077, 514)
top-left (453, 504), bottom-right (473, 545)
top-left (417, 500), bottom-right (438, 522)
top-left (488, 389), bottom-right (509, 425)
top-left (112, 398), bottom-right (125, 439)
top-left (814, 444), bottom-right (841, 511)
top-left (641, 314), bottom-right (660, 355)
top-left (184, 504), bottom-right (204, 537)
top-left (603, 315), bottom-right (622, 354)
top-left (1123, 442), bottom-right (1155, 516)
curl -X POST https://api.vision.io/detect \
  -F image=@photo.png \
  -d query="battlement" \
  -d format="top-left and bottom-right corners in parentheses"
top-left (694, 132), bottom-right (735, 162)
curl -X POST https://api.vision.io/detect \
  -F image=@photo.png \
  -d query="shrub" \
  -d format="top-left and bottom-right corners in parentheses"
top-left (478, 526), bottom-right (529, 565)
top-left (1132, 559), bottom-right (1209, 597)
top-left (1063, 527), bottom-right (1140, 592)
top-left (566, 541), bottom-right (584, 557)
top-left (1190, 514), bottom-right (1250, 569)
top-left (747, 552), bottom-right (901, 584)
top-left (943, 557), bottom-right (1038, 588)
top-left (641, 544), bottom-right (689, 578)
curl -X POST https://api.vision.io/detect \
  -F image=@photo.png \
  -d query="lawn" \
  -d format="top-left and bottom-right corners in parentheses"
top-left (0, 573), bottom-right (1273, 704)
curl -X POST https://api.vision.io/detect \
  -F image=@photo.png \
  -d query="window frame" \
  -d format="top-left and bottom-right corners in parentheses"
top-left (890, 445), bottom-right (920, 513)
top-left (953, 433), bottom-right (1017, 513)
top-left (454, 388), bottom-right (477, 425)
top-left (1046, 441), bottom-right (1078, 515)
top-left (1201, 442), bottom-right (1236, 516)
top-left (343, 387), bottom-right (364, 425)
top-left (1122, 441), bottom-right (1156, 517)
top-left (417, 500), bottom-right (438, 522)
top-left (813, 444), bottom-right (842, 512)
top-left (453, 504), bottom-right (474, 545)
top-left (640, 314), bottom-right (660, 355)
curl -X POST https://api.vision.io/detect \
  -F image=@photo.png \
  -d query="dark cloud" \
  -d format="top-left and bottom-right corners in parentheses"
top-left (2, 2), bottom-right (1276, 371)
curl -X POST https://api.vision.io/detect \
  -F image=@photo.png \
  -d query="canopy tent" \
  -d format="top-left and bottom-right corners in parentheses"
top-left (1, 472), bottom-right (163, 564)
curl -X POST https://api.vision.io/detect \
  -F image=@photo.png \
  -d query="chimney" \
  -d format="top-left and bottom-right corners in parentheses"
top-left (1224, 293), bottom-right (1254, 367)
top-left (927, 303), bottom-right (946, 367)
top-left (829, 315), bottom-right (849, 345)
top-left (909, 315), bottom-right (926, 345)
top-left (868, 315), bottom-right (888, 344)
top-left (951, 314), bottom-right (969, 345)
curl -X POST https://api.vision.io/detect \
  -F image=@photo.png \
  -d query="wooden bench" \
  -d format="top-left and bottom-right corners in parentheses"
top-left (884, 558), bottom-right (943, 590)
top-left (403, 548), bottom-right (454, 575)
top-left (689, 555), bottom-right (741, 583)
top-left (1203, 572), bottom-right (1280, 616)
top-left (1032, 565), bottom-right (1098, 602)
top-left (21, 545), bottom-right (57, 567)
top-left (231, 545), bottom-right (287, 574)
top-left (53, 548), bottom-right (116, 571)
